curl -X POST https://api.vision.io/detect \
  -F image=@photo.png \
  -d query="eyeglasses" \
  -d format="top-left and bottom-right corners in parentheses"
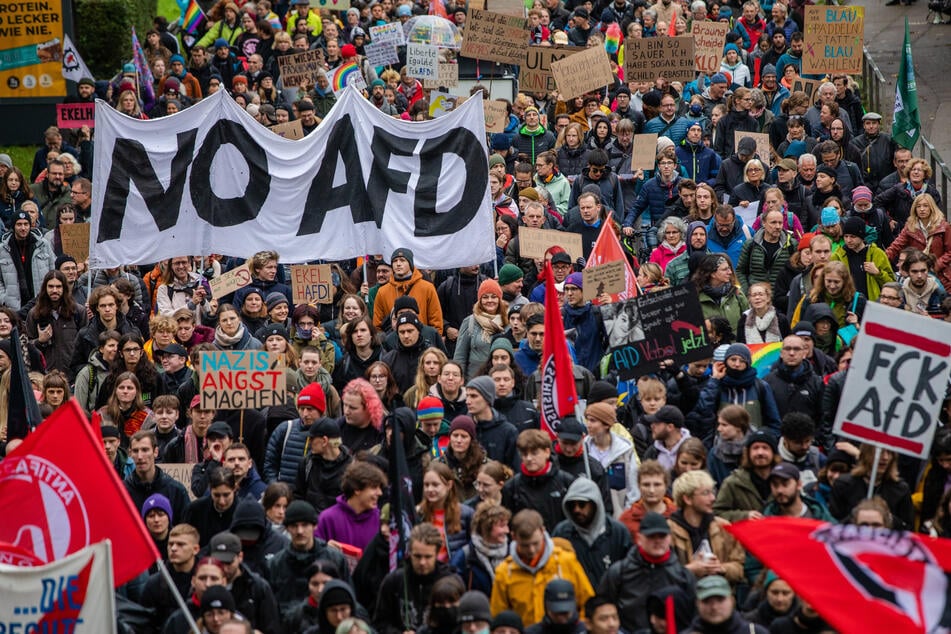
top-left (782, 346), bottom-right (805, 352)
top-left (122, 347), bottom-right (142, 354)
top-left (369, 374), bottom-right (388, 381)
top-left (880, 294), bottom-right (901, 302)
top-left (70, 189), bottom-right (86, 195)
top-left (658, 160), bottom-right (676, 166)
top-left (588, 166), bottom-right (604, 173)
top-left (747, 167), bottom-right (762, 173)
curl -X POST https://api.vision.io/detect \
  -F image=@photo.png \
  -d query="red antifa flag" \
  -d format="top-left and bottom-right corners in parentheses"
top-left (0, 399), bottom-right (160, 586)
top-left (727, 518), bottom-right (951, 634)
top-left (585, 213), bottom-right (638, 304)
top-left (539, 260), bottom-right (579, 439)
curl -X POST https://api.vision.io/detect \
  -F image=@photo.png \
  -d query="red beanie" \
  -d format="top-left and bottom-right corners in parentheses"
top-left (297, 382), bottom-right (326, 413)
top-left (341, 43), bottom-right (358, 58)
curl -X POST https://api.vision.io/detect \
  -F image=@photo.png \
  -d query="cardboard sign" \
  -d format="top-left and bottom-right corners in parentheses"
top-left (369, 22), bottom-right (406, 46)
top-left (803, 6), bottom-right (863, 75)
top-left (607, 283), bottom-right (712, 380)
top-left (56, 102), bottom-right (95, 129)
top-left (518, 226), bottom-right (583, 261)
top-left (521, 45), bottom-right (583, 94)
top-left (270, 119), bottom-right (304, 140)
top-left (734, 130), bottom-right (773, 167)
top-left (162, 463), bottom-right (197, 500)
top-left (365, 40), bottom-right (400, 67)
top-left (60, 222), bottom-right (90, 261)
top-left (624, 37), bottom-right (696, 83)
top-left (483, 99), bottom-right (509, 133)
top-left (583, 260), bottom-right (626, 301)
top-left (833, 303), bottom-right (951, 459)
top-left (314, 0), bottom-right (350, 10)
top-left (792, 78), bottom-right (819, 101)
top-left (430, 91), bottom-right (461, 117)
top-left (290, 264), bottom-right (334, 304)
top-left (489, 0), bottom-right (525, 16)
top-left (199, 351), bottom-right (287, 410)
top-left (631, 133), bottom-right (659, 172)
top-left (691, 21), bottom-right (730, 73)
top-left (209, 263), bottom-right (252, 299)
top-left (550, 45), bottom-right (614, 100)
top-left (423, 63), bottom-right (460, 89)
top-left (406, 43), bottom-right (439, 79)
top-left (460, 9), bottom-right (530, 66)
top-left (277, 50), bottom-right (325, 88)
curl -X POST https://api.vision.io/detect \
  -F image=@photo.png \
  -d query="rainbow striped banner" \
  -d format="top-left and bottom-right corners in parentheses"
top-left (183, 0), bottom-right (207, 35)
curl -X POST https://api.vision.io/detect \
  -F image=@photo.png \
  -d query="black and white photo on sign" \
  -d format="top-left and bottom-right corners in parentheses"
top-left (601, 298), bottom-right (645, 347)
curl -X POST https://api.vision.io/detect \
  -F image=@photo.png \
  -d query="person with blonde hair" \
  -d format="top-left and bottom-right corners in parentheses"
top-left (885, 193), bottom-right (951, 287)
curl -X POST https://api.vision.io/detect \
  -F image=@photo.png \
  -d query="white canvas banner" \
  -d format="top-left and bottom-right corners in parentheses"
top-left (90, 88), bottom-right (494, 268)
top-left (0, 541), bottom-right (116, 633)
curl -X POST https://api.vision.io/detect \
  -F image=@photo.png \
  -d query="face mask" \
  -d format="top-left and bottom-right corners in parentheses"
top-left (429, 606), bottom-right (459, 627)
top-left (690, 104), bottom-right (702, 116)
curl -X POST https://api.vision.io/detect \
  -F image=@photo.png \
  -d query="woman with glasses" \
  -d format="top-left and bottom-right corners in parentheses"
top-left (648, 216), bottom-right (687, 273)
top-left (713, 87), bottom-right (760, 159)
top-left (96, 333), bottom-right (163, 410)
top-left (730, 158), bottom-right (769, 210)
top-left (736, 282), bottom-right (789, 343)
top-left (365, 360), bottom-right (402, 412)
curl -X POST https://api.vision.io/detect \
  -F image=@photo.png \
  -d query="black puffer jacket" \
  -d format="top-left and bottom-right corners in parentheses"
top-left (493, 394), bottom-right (539, 432)
top-left (229, 563), bottom-right (281, 634)
top-left (501, 462), bottom-right (575, 531)
top-left (295, 445), bottom-right (354, 513)
top-left (763, 360), bottom-right (824, 421)
top-left (268, 539), bottom-right (349, 613)
top-left (474, 410), bottom-right (520, 466)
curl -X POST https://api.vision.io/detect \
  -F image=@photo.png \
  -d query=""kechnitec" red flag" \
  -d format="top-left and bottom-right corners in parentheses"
top-left (539, 260), bottom-right (579, 439)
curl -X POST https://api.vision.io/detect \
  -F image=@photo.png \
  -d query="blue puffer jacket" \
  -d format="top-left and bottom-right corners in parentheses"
top-left (263, 417), bottom-right (311, 483)
top-left (675, 139), bottom-right (721, 186)
top-left (624, 174), bottom-right (681, 228)
top-left (643, 115), bottom-right (691, 146)
top-left (706, 216), bottom-right (752, 266)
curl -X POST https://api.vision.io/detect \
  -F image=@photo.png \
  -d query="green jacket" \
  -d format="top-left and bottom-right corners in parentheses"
top-left (713, 467), bottom-right (768, 522)
top-left (830, 242), bottom-right (894, 302)
top-left (737, 229), bottom-right (797, 294)
top-left (666, 248), bottom-right (710, 287)
top-left (699, 287), bottom-right (749, 330)
top-left (535, 172), bottom-right (571, 217)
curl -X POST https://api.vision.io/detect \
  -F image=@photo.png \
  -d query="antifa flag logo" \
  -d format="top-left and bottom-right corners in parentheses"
top-left (540, 356), bottom-right (561, 434)
top-left (812, 524), bottom-right (951, 630)
top-left (63, 47), bottom-right (80, 72)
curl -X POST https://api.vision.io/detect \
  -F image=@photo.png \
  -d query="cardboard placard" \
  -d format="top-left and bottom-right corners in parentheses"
top-left (60, 222), bottom-right (90, 261)
top-left (803, 6), bottom-right (864, 75)
top-left (488, 0), bottom-right (525, 16)
top-left (460, 8), bottom-right (530, 66)
top-left (518, 226), bottom-right (583, 260)
top-left (313, 0), bottom-right (350, 10)
top-left (199, 351), bottom-right (287, 410)
top-left (277, 50), bottom-right (325, 88)
top-left (582, 260), bottom-right (626, 301)
top-left (365, 40), bottom-right (400, 67)
top-left (734, 130), bottom-right (773, 167)
top-left (550, 45), bottom-right (614, 100)
top-left (691, 21), bottom-right (730, 73)
top-left (430, 92), bottom-right (461, 117)
top-left (290, 264), bottom-right (334, 304)
top-left (520, 45), bottom-right (583, 94)
top-left (369, 22), bottom-right (406, 46)
top-left (423, 63), bottom-right (460, 89)
top-left (833, 303), bottom-right (951, 459)
top-left (623, 36), bottom-right (696, 83)
top-left (792, 78), bottom-right (819, 102)
top-left (270, 119), bottom-right (304, 140)
top-left (483, 100), bottom-right (508, 133)
top-left (209, 263), bottom-right (252, 299)
top-left (162, 463), bottom-right (197, 500)
top-left (631, 133), bottom-right (659, 172)
top-left (406, 43), bottom-right (439, 79)
top-left (56, 103), bottom-right (95, 129)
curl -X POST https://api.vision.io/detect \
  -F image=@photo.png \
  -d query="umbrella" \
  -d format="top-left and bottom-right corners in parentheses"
top-left (402, 15), bottom-right (462, 49)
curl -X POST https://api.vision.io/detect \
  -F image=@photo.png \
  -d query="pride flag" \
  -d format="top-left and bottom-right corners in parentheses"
top-left (131, 26), bottom-right (155, 104)
top-left (183, 0), bottom-right (207, 35)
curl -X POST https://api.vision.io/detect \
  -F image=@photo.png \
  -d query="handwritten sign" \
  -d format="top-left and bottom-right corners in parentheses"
top-left (277, 50), bottom-right (325, 88)
top-left (365, 40), bottom-right (400, 67)
top-left (631, 133), bottom-right (659, 172)
top-left (430, 91), bottom-right (461, 117)
top-left (424, 63), bottom-right (460, 89)
top-left (550, 45), bottom-right (614, 100)
top-left (162, 463), bottom-right (197, 500)
top-left (290, 264), bottom-right (334, 304)
top-left (370, 22), bottom-right (406, 46)
top-left (60, 222), bottom-right (90, 261)
top-left (518, 227), bottom-right (583, 260)
top-left (209, 263), bottom-right (252, 299)
top-left (489, 0), bottom-right (524, 16)
top-left (460, 9), bottom-right (530, 66)
top-left (484, 99), bottom-right (508, 133)
top-left (583, 260), bottom-right (626, 302)
top-left (406, 43), bottom-right (439, 79)
top-left (56, 103), bottom-right (95, 129)
top-left (521, 45), bottom-right (582, 94)
top-left (803, 6), bottom-right (864, 75)
top-left (691, 21), bottom-right (730, 73)
top-left (270, 119), bottom-right (304, 140)
top-left (200, 351), bottom-right (287, 410)
top-left (792, 78), bottom-right (819, 101)
top-left (734, 130), bottom-right (773, 167)
top-left (624, 36), bottom-right (696, 82)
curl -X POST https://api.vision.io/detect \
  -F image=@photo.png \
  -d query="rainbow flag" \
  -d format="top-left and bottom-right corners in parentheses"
top-left (183, 0), bottom-right (207, 35)
top-left (331, 62), bottom-right (366, 94)
top-left (748, 342), bottom-right (782, 378)
top-left (131, 26), bottom-right (155, 104)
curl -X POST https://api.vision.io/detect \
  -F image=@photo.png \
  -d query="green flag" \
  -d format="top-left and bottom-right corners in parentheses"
top-left (893, 17), bottom-right (920, 150)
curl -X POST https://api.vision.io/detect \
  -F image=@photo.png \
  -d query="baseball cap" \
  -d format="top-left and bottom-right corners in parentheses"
top-left (696, 575), bottom-right (731, 600)
top-left (309, 417), bottom-right (342, 439)
top-left (644, 405), bottom-right (684, 428)
top-left (544, 579), bottom-right (577, 613)
top-left (206, 421), bottom-right (233, 439)
top-left (209, 531), bottom-right (242, 562)
top-left (777, 158), bottom-right (798, 172)
top-left (639, 511), bottom-right (671, 536)
top-left (792, 321), bottom-right (815, 339)
top-left (155, 342), bottom-right (187, 357)
top-left (769, 462), bottom-right (801, 481)
top-left (555, 416), bottom-right (586, 442)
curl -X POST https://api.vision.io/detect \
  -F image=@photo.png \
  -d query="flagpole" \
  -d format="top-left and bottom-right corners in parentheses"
top-left (576, 402), bottom-right (592, 480)
top-left (866, 445), bottom-right (882, 500)
top-left (156, 559), bottom-right (201, 634)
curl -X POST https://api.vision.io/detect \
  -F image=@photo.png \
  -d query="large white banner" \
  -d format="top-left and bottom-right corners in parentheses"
top-left (90, 88), bottom-right (494, 268)
top-left (0, 540), bottom-right (116, 633)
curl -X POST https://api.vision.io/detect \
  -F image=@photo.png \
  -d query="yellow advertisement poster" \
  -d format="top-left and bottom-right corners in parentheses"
top-left (0, 0), bottom-right (66, 98)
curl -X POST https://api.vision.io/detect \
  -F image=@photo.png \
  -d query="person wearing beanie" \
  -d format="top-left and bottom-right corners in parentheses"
top-left (435, 415), bottom-right (486, 500)
top-left (295, 412), bottom-right (352, 514)
top-left (100, 424), bottom-right (133, 478)
top-left (458, 590), bottom-right (493, 631)
top-left (142, 492), bottom-right (173, 558)
top-left (198, 584), bottom-right (238, 627)
top-left (666, 220), bottom-right (710, 287)
top-left (488, 355), bottom-right (538, 432)
top-left (497, 264), bottom-right (528, 313)
top-left (560, 271), bottom-right (605, 375)
top-left (373, 247), bottom-right (443, 334)
top-left (514, 105), bottom-right (556, 165)
top-left (417, 395), bottom-right (450, 457)
top-left (845, 184), bottom-right (892, 247)
top-left (465, 375), bottom-right (519, 466)
top-left (437, 264), bottom-right (486, 350)
top-left (381, 312), bottom-right (431, 393)
top-left (262, 382), bottom-right (328, 484)
top-left (453, 278), bottom-right (507, 379)
top-left (492, 610), bottom-right (525, 634)
top-left (829, 212), bottom-right (893, 301)
top-left (712, 428), bottom-right (782, 524)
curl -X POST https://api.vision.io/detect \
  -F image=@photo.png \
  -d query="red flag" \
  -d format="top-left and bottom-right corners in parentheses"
top-left (585, 213), bottom-right (639, 304)
top-left (539, 261), bottom-right (579, 439)
top-left (667, 12), bottom-right (678, 36)
top-left (429, 0), bottom-right (449, 19)
top-left (727, 518), bottom-right (951, 634)
top-left (0, 399), bottom-right (160, 586)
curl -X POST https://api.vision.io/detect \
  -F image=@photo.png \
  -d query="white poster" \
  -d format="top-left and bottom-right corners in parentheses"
top-left (369, 22), bottom-right (406, 46)
top-left (365, 40), bottom-right (400, 67)
top-left (89, 88), bottom-right (494, 269)
top-left (406, 43), bottom-right (439, 79)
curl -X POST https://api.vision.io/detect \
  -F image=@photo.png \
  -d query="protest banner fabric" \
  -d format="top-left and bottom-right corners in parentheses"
top-left (56, 103), bottom-right (95, 129)
top-left (290, 264), bottom-right (334, 304)
top-left (460, 9), bottom-right (529, 65)
top-left (200, 351), bottom-right (287, 410)
top-left (370, 22), bottom-right (406, 46)
top-left (0, 0), bottom-right (66, 97)
top-left (691, 21), bottom-right (729, 73)
top-left (276, 50), bottom-right (325, 87)
top-left (61, 33), bottom-right (92, 84)
top-left (803, 6), bottom-right (864, 75)
top-left (833, 303), bottom-right (951, 459)
top-left (209, 263), bottom-right (252, 299)
top-left (406, 43), bottom-right (439, 79)
top-left (550, 45), bottom-right (614, 100)
top-left (0, 541), bottom-right (117, 633)
top-left (518, 226), bottom-right (584, 260)
top-left (623, 37), bottom-right (696, 83)
top-left (59, 222), bottom-right (89, 262)
top-left (582, 260), bottom-right (626, 302)
top-left (520, 45), bottom-right (582, 94)
top-left (314, 0), bottom-right (350, 10)
top-left (585, 216), bottom-right (638, 303)
top-left (89, 88), bottom-right (494, 269)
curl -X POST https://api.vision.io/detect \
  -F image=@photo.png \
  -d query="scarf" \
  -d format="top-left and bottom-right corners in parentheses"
top-left (637, 546), bottom-right (671, 564)
top-left (183, 425), bottom-right (202, 464)
top-left (903, 277), bottom-right (939, 311)
top-left (702, 283), bottom-right (733, 302)
top-left (472, 309), bottom-right (503, 343)
top-left (713, 435), bottom-right (746, 465)
top-left (521, 461), bottom-right (552, 477)
top-left (470, 533), bottom-right (508, 581)
top-left (510, 533), bottom-right (554, 574)
top-left (744, 307), bottom-right (782, 344)
top-left (214, 324), bottom-right (246, 348)
top-left (121, 408), bottom-right (150, 438)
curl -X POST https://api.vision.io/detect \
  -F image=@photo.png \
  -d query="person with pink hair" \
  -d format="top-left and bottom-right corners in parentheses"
top-left (339, 378), bottom-right (384, 453)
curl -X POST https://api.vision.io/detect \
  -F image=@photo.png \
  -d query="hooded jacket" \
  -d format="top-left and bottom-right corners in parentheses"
top-left (374, 560), bottom-right (458, 634)
top-left (123, 467), bottom-right (190, 528)
top-left (763, 360), bottom-right (824, 421)
top-left (714, 153), bottom-right (751, 202)
top-left (552, 478), bottom-right (632, 587)
top-left (437, 271), bottom-right (484, 337)
top-left (373, 268), bottom-right (443, 333)
top-left (693, 372), bottom-right (782, 437)
top-left (475, 409), bottom-right (520, 467)
top-left (264, 417), bottom-right (313, 484)
top-left (382, 332), bottom-right (431, 393)
top-left (676, 137), bottom-right (721, 185)
top-left (316, 493), bottom-right (380, 551)
top-left (706, 216), bottom-right (752, 266)
top-left (569, 166), bottom-right (625, 213)
top-left (513, 125), bottom-right (556, 164)
top-left (501, 461), bottom-right (575, 531)
top-left (295, 444), bottom-right (354, 513)
top-left (230, 499), bottom-right (288, 580)
top-left (269, 538), bottom-right (350, 613)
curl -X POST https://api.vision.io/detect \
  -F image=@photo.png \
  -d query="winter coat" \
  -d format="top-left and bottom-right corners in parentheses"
top-left (263, 417), bottom-right (312, 483)
top-left (698, 286), bottom-right (750, 328)
top-left (295, 446), bottom-right (354, 513)
top-left (501, 462), bottom-right (575, 531)
top-left (454, 312), bottom-right (501, 379)
top-left (830, 474), bottom-right (914, 530)
top-left (729, 181), bottom-right (769, 208)
top-left (374, 561), bottom-right (458, 634)
top-left (706, 215), bottom-right (752, 266)
top-left (584, 432), bottom-right (641, 512)
top-left (315, 494), bottom-right (380, 551)
top-left (684, 612), bottom-right (768, 634)
top-left (736, 229), bottom-right (797, 293)
top-left (714, 154), bottom-right (750, 202)
top-left (226, 563), bottom-right (280, 634)
top-left (25, 300), bottom-right (86, 377)
top-left (830, 242), bottom-right (894, 302)
top-left (513, 125), bottom-right (556, 164)
top-left (555, 449), bottom-right (614, 516)
top-left (885, 220), bottom-right (951, 288)
top-left (514, 338), bottom-right (541, 377)
top-left (556, 144), bottom-right (588, 178)
top-left (561, 302), bottom-right (605, 374)
top-left (626, 173), bottom-right (682, 232)
top-left (535, 171), bottom-right (572, 218)
top-left (494, 394), bottom-right (539, 432)
top-left (74, 351), bottom-right (111, 414)
top-left (714, 110), bottom-right (760, 158)
top-left (568, 167), bottom-right (625, 213)
top-left (123, 467), bottom-right (190, 526)
top-left (437, 271), bottom-right (483, 337)
top-left (667, 512), bottom-right (746, 583)
top-left (0, 229), bottom-right (55, 310)
top-left (643, 114), bottom-right (690, 146)
top-left (713, 467), bottom-right (769, 522)
top-left (183, 493), bottom-right (236, 547)
top-left (676, 138), bottom-right (721, 185)
top-left (268, 540), bottom-right (349, 613)
top-left (230, 499), bottom-right (288, 580)
top-left (382, 335), bottom-right (431, 393)
top-left (475, 410), bottom-right (520, 467)
top-left (693, 373), bottom-right (782, 438)
top-left (874, 181), bottom-right (942, 227)
top-left (373, 269), bottom-right (443, 333)
top-left (849, 132), bottom-right (897, 192)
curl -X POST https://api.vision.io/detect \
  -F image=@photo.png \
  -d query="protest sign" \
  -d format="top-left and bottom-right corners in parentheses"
top-left (430, 92), bottom-right (461, 117)
top-left (583, 260), bottom-right (626, 302)
top-left (163, 463), bottom-right (197, 500)
top-left (60, 222), bottom-right (90, 261)
top-left (803, 6), bottom-right (864, 75)
top-left (484, 99), bottom-right (509, 133)
top-left (200, 350), bottom-right (287, 410)
top-left (550, 45), bottom-right (614, 100)
top-left (406, 43), bottom-right (439, 79)
top-left (424, 63), bottom-right (460, 89)
top-left (607, 283), bottom-right (712, 380)
top-left (460, 9), bottom-right (530, 65)
top-left (624, 37), bottom-right (696, 82)
top-left (489, 0), bottom-right (525, 16)
top-left (734, 130), bottom-right (772, 167)
top-left (691, 21), bottom-right (730, 73)
top-left (521, 45), bottom-right (582, 94)
top-left (518, 227), bottom-right (583, 260)
top-left (270, 119), bottom-right (304, 140)
top-left (792, 78), bottom-right (819, 102)
top-left (209, 262), bottom-right (252, 299)
top-left (276, 49), bottom-right (325, 87)
top-left (833, 303), bottom-right (951, 459)
top-left (365, 40), bottom-right (400, 67)
top-left (369, 22), bottom-right (406, 46)
top-left (56, 102), bottom-right (95, 129)
top-left (290, 264), bottom-right (334, 304)
top-left (331, 62), bottom-right (367, 96)
top-left (631, 133), bottom-right (659, 171)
